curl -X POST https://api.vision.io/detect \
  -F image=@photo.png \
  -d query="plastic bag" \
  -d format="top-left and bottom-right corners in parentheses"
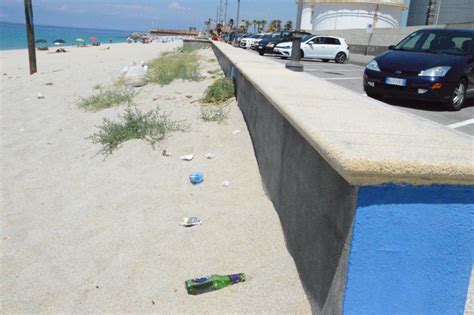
top-left (124, 64), bottom-right (148, 87)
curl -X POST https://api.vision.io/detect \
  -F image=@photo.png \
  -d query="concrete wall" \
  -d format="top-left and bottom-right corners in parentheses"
top-left (234, 64), bottom-right (357, 314)
top-left (183, 39), bottom-right (211, 50)
top-left (210, 40), bottom-right (474, 314)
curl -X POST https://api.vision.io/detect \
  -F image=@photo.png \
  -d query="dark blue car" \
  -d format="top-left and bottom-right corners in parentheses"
top-left (363, 29), bottom-right (474, 111)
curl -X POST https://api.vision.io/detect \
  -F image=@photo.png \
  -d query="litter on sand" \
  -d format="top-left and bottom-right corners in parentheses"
top-left (162, 150), bottom-right (172, 157)
top-left (222, 180), bottom-right (231, 187)
top-left (189, 171), bottom-right (204, 184)
top-left (37, 93), bottom-right (45, 99)
top-left (180, 217), bottom-right (202, 227)
top-left (232, 130), bottom-right (241, 135)
top-left (181, 154), bottom-right (194, 161)
top-left (205, 153), bottom-right (215, 159)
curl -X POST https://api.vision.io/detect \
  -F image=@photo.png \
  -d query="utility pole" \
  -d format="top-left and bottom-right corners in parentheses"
top-left (286, 0), bottom-right (304, 72)
top-left (24, 0), bottom-right (37, 74)
top-left (224, 0), bottom-right (228, 27)
top-left (236, 0), bottom-right (241, 30)
top-left (218, 0), bottom-right (223, 24)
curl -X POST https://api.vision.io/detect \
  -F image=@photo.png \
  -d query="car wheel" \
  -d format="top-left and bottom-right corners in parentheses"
top-left (335, 52), bottom-right (346, 64)
top-left (366, 91), bottom-right (380, 99)
top-left (445, 79), bottom-right (467, 111)
top-left (300, 50), bottom-right (304, 59)
top-left (322, 59), bottom-right (329, 62)
top-left (258, 51), bottom-right (264, 56)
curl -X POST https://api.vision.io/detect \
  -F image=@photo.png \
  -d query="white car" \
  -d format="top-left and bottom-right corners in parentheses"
top-left (240, 34), bottom-right (265, 49)
top-left (274, 35), bottom-right (350, 63)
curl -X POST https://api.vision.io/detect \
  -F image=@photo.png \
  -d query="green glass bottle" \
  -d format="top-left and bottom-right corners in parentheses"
top-left (185, 273), bottom-right (245, 295)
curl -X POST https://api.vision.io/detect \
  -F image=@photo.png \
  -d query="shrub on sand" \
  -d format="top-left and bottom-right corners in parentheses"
top-left (79, 87), bottom-right (136, 111)
top-left (148, 50), bottom-right (201, 85)
top-left (202, 77), bottom-right (234, 104)
top-left (200, 105), bottom-right (230, 124)
top-left (90, 106), bottom-right (189, 155)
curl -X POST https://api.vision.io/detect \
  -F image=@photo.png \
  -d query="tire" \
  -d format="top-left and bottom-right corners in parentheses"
top-left (300, 50), bottom-right (304, 59)
top-left (445, 79), bottom-right (467, 111)
top-left (258, 51), bottom-right (264, 56)
top-left (366, 91), bottom-right (380, 99)
top-left (322, 59), bottom-right (329, 62)
top-left (335, 52), bottom-right (347, 64)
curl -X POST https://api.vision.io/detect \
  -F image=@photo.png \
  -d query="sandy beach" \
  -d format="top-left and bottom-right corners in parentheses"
top-left (0, 42), bottom-right (311, 312)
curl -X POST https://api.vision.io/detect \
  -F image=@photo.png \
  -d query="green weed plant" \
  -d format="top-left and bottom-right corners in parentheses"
top-left (200, 105), bottom-right (230, 124)
top-left (202, 77), bottom-right (234, 104)
top-left (90, 106), bottom-right (189, 155)
top-left (148, 50), bottom-right (201, 85)
top-left (79, 87), bottom-right (136, 111)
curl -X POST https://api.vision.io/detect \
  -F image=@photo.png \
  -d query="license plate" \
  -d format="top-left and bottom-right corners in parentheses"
top-left (385, 77), bottom-right (406, 86)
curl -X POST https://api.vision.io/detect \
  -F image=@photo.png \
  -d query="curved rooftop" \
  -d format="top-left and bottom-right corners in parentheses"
top-left (301, 0), bottom-right (407, 7)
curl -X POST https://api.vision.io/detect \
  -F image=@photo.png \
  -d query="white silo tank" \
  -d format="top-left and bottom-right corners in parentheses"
top-left (300, 0), bottom-right (406, 31)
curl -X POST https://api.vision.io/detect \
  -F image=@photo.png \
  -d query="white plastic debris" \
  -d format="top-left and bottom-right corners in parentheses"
top-left (205, 153), bottom-right (215, 160)
top-left (162, 150), bottom-right (172, 157)
top-left (37, 93), bottom-right (45, 99)
top-left (181, 154), bottom-right (194, 161)
top-left (180, 217), bottom-right (202, 227)
top-left (222, 180), bottom-right (231, 187)
top-left (123, 64), bottom-right (148, 87)
top-left (232, 130), bottom-right (241, 135)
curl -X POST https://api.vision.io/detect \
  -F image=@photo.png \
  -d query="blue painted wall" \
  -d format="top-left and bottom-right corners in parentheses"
top-left (343, 185), bottom-right (473, 314)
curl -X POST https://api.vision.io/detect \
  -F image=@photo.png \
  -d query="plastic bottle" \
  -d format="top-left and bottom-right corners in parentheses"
top-left (185, 273), bottom-right (245, 295)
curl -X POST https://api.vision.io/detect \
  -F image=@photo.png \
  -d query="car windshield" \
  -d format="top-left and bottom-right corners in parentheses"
top-left (271, 32), bottom-right (281, 38)
top-left (301, 34), bottom-right (314, 42)
top-left (393, 31), bottom-right (473, 56)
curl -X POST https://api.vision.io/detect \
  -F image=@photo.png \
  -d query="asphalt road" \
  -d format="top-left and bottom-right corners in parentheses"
top-left (255, 51), bottom-right (474, 136)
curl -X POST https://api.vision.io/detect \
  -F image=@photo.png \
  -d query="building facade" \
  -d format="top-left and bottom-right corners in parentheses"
top-left (407, 0), bottom-right (474, 26)
top-left (300, 0), bottom-right (407, 31)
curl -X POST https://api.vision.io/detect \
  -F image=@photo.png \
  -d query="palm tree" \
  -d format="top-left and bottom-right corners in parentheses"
top-left (275, 19), bottom-right (282, 31)
top-left (204, 18), bottom-right (212, 30)
top-left (243, 20), bottom-right (251, 33)
top-left (261, 19), bottom-right (267, 32)
top-left (267, 20), bottom-right (280, 32)
top-left (284, 20), bottom-right (293, 31)
top-left (252, 19), bottom-right (257, 33)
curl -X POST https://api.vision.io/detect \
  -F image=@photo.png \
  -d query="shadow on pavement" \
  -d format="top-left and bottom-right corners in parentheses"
top-left (371, 96), bottom-right (474, 112)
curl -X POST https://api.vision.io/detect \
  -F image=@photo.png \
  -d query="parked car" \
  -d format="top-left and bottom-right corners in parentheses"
top-left (251, 33), bottom-right (271, 50)
top-left (274, 35), bottom-right (350, 63)
top-left (257, 31), bottom-right (311, 56)
top-left (240, 34), bottom-right (265, 49)
top-left (363, 29), bottom-right (474, 111)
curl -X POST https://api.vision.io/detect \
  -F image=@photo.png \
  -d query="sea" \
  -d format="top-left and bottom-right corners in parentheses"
top-left (0, 22), bottom-right (144, 50)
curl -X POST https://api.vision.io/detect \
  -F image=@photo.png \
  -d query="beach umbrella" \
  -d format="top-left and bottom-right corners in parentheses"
top-left (35, 39), bottom-right (47, 44)
top-left (75, 38), bottom-right (85, 43)
top-left (53, 39), bottom-right (66, 46)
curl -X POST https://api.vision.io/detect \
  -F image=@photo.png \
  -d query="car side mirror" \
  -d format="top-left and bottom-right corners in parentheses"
top-left (388, 45), bottom-right (395, 50)
top-left (308, 41), bottom-right (314, 45)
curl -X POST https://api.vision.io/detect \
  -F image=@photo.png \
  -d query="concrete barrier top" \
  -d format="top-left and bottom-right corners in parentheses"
top-left (212, 41), bottom-right (474, 186)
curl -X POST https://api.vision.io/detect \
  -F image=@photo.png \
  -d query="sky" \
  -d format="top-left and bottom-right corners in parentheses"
top-left (0, 0), bottom-right (297, 31)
